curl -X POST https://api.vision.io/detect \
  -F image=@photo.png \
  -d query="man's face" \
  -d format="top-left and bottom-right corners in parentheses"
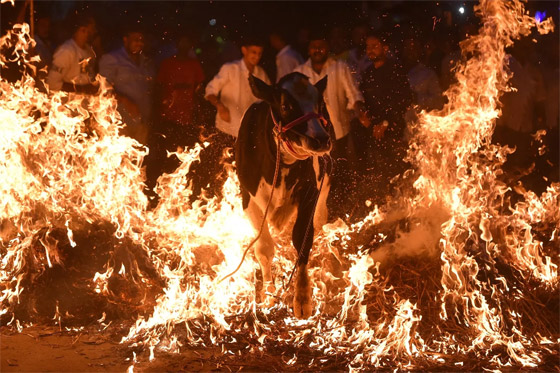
top-left (85, 19), bottom-right (97, 43)
top-left (74, 18), bottom-right (96, 45)
top-left (308, 40), bottom-right (328, 64)
top-left (351, 25), bottom-right (368, 47)
top-left (177, 35), bottom-right (193, 54)
top-left (402, 38), bottom-right (420, 62)
top-left (36, 17), bottom-right (50, 39)
top-left (365, 36), bottom-right (387, 63)
top-left (124, 32), bottom-right (145, 55)
top-left (241, 45), bottom-right (264, 67)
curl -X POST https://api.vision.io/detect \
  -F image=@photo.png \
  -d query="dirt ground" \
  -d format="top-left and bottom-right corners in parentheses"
top-left (1, 324), bottom-right (306, 372)
top-left (1, 325), bottom-right (227, 372)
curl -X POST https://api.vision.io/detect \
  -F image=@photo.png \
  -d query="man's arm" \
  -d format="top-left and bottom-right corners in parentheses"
top-left (353, 100), bottom-right (370, 128)
top-left (339, 62), bottom-right (370, 128)
top-left (60, 81), bottom-right (98, 94)
top-left (47, 47), bottom-right (70, 91)
top-left (204, 64), bottom-right (232, 122)
top-left (205, 94), bottom-right (231, 123)
top-left (98, 54), bottom-right (118, 85)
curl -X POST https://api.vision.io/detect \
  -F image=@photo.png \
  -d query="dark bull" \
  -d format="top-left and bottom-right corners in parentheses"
top-left (235, 72), bottom-right (333, 318)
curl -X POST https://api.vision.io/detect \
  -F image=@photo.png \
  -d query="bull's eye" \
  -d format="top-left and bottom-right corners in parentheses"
top-left (281, 103), bottom-right (291, 112)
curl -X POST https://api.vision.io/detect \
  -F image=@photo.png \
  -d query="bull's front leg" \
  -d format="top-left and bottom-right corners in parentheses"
top-left (245, 199), bottom-right (276, 307)
top-left (291, 190), bottom-right (317, 318)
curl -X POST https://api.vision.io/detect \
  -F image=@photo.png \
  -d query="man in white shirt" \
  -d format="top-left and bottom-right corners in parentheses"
top-left (269, 31), bottom-right (304, 83)
top-left (47, 14), bottom-right (98, 94)
top-left (204, 38), bottom-right (271, 139)
top-left (201, 38), bottom-right (271, 200)
top-left (293, 34), bottom-right (369, 219)
top-left (293, 36), bottom-right (369, 142)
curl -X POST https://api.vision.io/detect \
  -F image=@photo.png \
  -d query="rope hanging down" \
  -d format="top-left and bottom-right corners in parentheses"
top-left (218, 113), bottom-right (286, 284)
top-left (218, 109), bottom-right (328, 285)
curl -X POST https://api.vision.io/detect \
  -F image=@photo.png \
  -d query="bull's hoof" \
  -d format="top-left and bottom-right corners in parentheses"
top-left (293, 267), bottom-right (313, 318)
top-left (293, 291), bottom-right (313, 318)
top-left (260, 282), bottom-right (277, 308)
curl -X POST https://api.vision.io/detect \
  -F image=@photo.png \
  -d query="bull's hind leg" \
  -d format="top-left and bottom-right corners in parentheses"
top-left (245, 199), bottom-right (276, 306)
top-left (292, 192), bottom-right (317, 318)
top-left (294, 263), bottom-right (312, 318)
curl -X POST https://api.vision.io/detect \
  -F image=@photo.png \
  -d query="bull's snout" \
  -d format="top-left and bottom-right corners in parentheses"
top-left (306, 133), bottom-right (331, 153)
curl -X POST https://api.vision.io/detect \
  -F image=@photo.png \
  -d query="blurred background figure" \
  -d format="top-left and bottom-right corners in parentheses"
top-left (46, 13), bottom-right (98, 94)
top-left (32, 15), bottom-right (53, 71)
top-left (204, 36), bottom-right (270, 140)
top-left (402, 35), bottom-right (443, 112)
top-left (293, 26), bottom-right (311, 60)
top-left (346, 22), bottom-right (371, 86)
top-left (294, 32), bottom-right (369, 219)
top-left (359, 32), bottom-right (413, 204)
top-left (269, 30), bottom-right (304, 83)
top-left (15, 0), bottom-right (53, 70)
top-left (327, 25), bottom-right (349, 61)
top-left (143, 31), bottom-right (205, 206)
top-left (156, 31), bottom-right (205, 140)
top-left (99, 23), bottom-right (155, 145)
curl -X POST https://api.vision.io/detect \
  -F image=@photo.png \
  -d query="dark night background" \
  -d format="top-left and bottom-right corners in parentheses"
top-left (2, 1), bottom-right (557, 81)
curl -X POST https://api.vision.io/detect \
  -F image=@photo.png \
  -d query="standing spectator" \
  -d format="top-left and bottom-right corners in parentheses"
top-left (15, 1), bottom-right (53, 70)
top-left (47, 13), bottom-right (98, 94)
top-left (269, 30), bottom-right (304, 83)
top-left (204, 37), bottom-right (270, 141)
top-left (346, 22), bottom-right (372, 86)
top-left (328, 25), bottom-right (349, 61)
top-left (33, 15), bottom-right (53, 71)
top-left (156, 32), bottom-right (205, 144)
top-left (293, 26), bottom-right (311, 60)
top-left (201, 37), bottom-right (270, 200)
top-left (146, 32), bottom-right (205, 200)
top-left (99, 24), bottom-right (155, 145)
top-left (360, 32), bottom-right (413, 202)
top-left (293, 33), bottom-right (369, 155)
top-left (402, 36), bottom-right (444, 112)
top-left (497, 41), bottom-right (546, 136)
top-left (293, 32), bottom-right (369, 219)
top-left (440, 22), bottom-right (478, 91)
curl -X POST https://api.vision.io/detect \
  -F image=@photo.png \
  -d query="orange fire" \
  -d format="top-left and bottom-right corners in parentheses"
top-left (1, 0), bottom-right (558, 370)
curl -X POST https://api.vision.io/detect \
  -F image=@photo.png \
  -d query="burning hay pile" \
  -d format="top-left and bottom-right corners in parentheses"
top-left (1, 0), bottom-right (558, 371)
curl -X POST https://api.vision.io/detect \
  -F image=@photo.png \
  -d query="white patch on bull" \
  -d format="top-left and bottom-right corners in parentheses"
top-left (244, 197), bottom-right (275, 296)
top-left (249, 169), bottom-right (298, 233)
top-left (312, 156), bottom-right (330, 230)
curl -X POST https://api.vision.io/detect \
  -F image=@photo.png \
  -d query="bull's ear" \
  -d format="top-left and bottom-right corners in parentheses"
top-left (249, 74), bottom-right (274, 103)
top-left (314, 75), bottom-right (328, 96)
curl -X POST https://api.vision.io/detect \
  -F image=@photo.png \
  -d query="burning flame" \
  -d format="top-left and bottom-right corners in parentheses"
top-left (1, 0), bottom-right (558, 370)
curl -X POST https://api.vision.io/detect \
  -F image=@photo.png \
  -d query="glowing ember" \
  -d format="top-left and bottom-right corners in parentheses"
top-left (1, 0), bottom-right (558, 370)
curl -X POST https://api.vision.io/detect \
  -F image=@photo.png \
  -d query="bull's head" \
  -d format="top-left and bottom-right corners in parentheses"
top-left (249, 72), bottom-right (333, 160)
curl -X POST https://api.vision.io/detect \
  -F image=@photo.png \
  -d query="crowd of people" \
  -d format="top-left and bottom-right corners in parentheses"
top-left (5, 1), bottom-right (558, 220)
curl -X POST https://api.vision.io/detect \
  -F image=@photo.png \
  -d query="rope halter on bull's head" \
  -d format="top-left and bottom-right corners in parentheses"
top-left (248, 72), bottom-right (331, 160)
top-left (270, 109), bottom-right (330, 160)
